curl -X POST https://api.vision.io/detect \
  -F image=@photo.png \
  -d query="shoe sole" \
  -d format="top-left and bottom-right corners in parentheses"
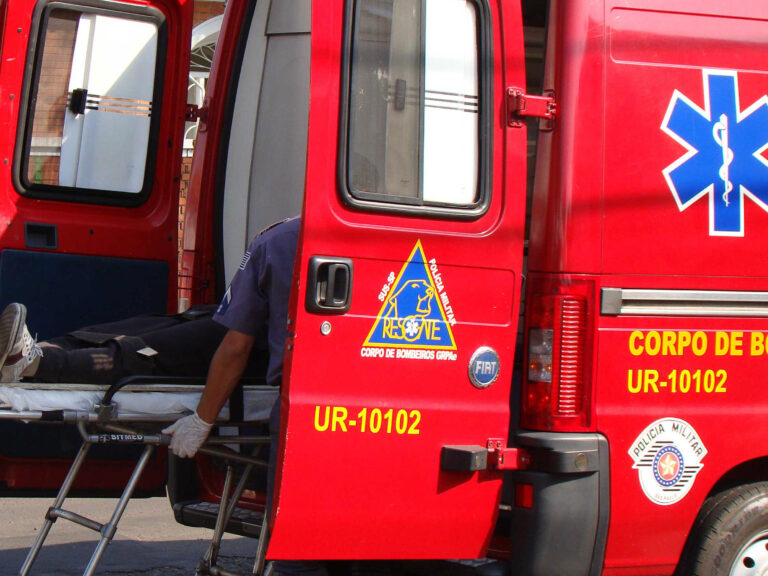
top-left (0, 303), bottom-right (26, 369)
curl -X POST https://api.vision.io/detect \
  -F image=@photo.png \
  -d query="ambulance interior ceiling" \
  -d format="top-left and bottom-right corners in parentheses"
top-left (218, 0), bottom-right (546, 285)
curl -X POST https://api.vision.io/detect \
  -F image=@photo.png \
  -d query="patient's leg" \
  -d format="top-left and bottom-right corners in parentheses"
top-left (32, 341), bottom-right (123, 384)
top-left (26, 317), bottom-right (229, 383)
top-left (0, 304), bottom-right (266, 383)
top-left (0, 303), bottom-right (125, 384)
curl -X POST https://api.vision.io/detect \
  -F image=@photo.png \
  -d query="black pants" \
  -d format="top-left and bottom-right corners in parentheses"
top-left (33, 307), bottom-right (267, 384)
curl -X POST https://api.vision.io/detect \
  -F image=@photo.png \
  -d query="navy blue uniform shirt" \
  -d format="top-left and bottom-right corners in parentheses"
top-left (213, 218), bottom-right (299, 386)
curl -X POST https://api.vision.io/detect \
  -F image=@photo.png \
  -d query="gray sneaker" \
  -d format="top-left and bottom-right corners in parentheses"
top-left (0, 303), bottom-right (27, 368)
top-left (0, 303), bottom-right (42, 383)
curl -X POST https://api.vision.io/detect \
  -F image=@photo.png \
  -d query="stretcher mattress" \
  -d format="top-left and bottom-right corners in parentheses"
top-left (0, 382), bottom-right (277, 421)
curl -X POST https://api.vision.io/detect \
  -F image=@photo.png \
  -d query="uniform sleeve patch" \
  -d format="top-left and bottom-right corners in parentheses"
top-left (216, 286), bottom-right (232, 315)
top-left (239, 251), bottom-right (252, 270)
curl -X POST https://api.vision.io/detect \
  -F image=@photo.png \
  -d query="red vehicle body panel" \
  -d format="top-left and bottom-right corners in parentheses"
top-left (7, 0), bottom-right (768, 573)
top-left (0, 0), bottom-right (192, 493)
top-left (528, 1), bottom-right (768, 573)
top-left (0, 0), bottom-right (191, 296)
top-left (265, 0), bottom-right (528, 560)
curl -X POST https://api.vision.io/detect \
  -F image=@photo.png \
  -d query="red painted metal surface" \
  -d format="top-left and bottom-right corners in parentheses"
top-left (266, 0), bottom-right (528, 560)
top-left (180, 0), bottom-right (251, 307)
top-left (528, 1), bottom-right (768, 573)
top-left (0, 451), bottom-right (168, 493)
top-left (122, 0), bottom-right (768, 570)
top-left (0, 0), bottom-right (192, 309)
top-left (597, 291), bottom-right (768, 573)
top-left (0, 0), bottom-right (192, 495)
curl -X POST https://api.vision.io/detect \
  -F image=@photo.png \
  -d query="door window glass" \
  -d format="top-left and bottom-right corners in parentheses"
top-left (345, 0), bottom-right (488, 210)
top-left (20, 6), bottom-right (162, 201)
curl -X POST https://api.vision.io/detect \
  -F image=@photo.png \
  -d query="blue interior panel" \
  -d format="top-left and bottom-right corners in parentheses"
top-left (0, 250), bottom-right (169, 340)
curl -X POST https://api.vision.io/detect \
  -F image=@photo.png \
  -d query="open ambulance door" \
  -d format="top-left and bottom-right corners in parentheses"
top-left (270, 0), bottom-right (527, 560)
top-left (0, 0), bottom-right (192, 493)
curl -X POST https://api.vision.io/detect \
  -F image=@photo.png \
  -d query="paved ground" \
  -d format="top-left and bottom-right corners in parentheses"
top-left (0, 498), bottom-right (508, 576)
top-left (0, 496), bottom-right (258, 575)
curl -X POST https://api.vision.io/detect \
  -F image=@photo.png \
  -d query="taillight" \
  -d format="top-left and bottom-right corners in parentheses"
top-left (522, 291), bottom-right (590, 431)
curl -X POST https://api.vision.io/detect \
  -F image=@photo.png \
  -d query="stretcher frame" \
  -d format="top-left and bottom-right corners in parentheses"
top-left (0, 379), bottom-right (277, 576)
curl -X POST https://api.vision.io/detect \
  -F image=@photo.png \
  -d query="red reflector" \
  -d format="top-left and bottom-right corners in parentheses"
top-left (556, 298), bottom-right (586, 418)
top-left (514, 483), bottom-right (534, 508)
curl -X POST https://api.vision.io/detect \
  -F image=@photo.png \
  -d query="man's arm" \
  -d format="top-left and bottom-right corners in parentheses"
top-left (163, 328), bottom-right (255, 457)
top-left (197, 328), bottom-right (256, 423)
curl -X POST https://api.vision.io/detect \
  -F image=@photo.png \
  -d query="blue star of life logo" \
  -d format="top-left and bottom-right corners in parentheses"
top-left (662, 69), bottom-right (768, 236)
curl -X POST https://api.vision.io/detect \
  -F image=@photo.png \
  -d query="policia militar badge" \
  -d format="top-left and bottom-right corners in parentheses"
top-left (629, 417), bottom-right (707, 505)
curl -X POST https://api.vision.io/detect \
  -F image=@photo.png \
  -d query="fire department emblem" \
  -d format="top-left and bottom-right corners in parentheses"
top-left (629, 417), bottom-right (707, 506)
top-left (661, 69), bottom-right (768, 236)
top-left (364, 240), bottom-right (456, 352)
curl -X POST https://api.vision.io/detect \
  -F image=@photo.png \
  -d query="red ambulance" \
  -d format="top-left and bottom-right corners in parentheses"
top-left (2, 0), bottom-right (768, 574)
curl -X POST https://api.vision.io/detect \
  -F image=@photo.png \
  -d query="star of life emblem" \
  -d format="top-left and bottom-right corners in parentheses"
top-left (661, 69), bottom-right (768, 236)
top-left (629, 418), bottom-right (707, 506)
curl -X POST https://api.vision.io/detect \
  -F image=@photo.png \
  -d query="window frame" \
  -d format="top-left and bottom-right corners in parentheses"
top-left (13, 0), bottom-right (168, 207)
top-left (338, 0), bottom-right (493, 219)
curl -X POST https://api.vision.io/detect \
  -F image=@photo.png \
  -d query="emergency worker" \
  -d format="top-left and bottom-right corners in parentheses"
top-left (162, 216), bottom-right (298, 456)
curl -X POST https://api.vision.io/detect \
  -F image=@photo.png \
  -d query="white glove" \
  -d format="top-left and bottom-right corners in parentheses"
top-left (162, 412), bottom-right (213, 458)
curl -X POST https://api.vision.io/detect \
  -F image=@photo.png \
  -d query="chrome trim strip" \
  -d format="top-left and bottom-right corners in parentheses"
top-left (601, 288), bottom-right (768, 317)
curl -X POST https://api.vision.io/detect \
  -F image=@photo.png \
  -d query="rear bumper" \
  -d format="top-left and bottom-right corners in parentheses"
top-left (502, 432), bottom-right (609, 576)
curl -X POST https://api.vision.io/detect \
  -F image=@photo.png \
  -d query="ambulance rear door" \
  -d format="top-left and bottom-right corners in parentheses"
top-left (0, 0), bottom-right (192, 493)
top-left (270, 0), bottom-right (528, 559)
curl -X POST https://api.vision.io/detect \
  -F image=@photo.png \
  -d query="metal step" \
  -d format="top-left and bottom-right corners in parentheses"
top-left (173, 500), bottom-right (263, 538)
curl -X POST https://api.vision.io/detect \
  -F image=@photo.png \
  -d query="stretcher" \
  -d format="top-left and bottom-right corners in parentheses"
top-left (0, 378), bottom-right (279, 576)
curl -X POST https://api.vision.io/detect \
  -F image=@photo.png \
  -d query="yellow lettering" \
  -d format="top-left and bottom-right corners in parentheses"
top-left (692, 332), bottom-right (707, 356)
top-left (731, 332), bottom-right (744, 356)
top-left (332, 407), bottom-right (348, 432)
top-left (382, 318), bottom-right (396, 339)
top-left (629, 331), bottom-right (710, 356)
top-left (644, 370), bottom-right (660, 393)
top-left (314, 406), bottom-right (330, 432)
top-left (715, 332), bottom-right (743, 356)
top-left (677, 331), bottom-right (691, 355)
top-left (645, 332), bottom-right (661, 356)
top-left (423, 320), bottom-right (442, 341)
top-left (715, 332), bottom-right (729, 356)
top-left (662, 331), bottom-right (676, 355)
top-left (751, 332), bottom-right (766, 356)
